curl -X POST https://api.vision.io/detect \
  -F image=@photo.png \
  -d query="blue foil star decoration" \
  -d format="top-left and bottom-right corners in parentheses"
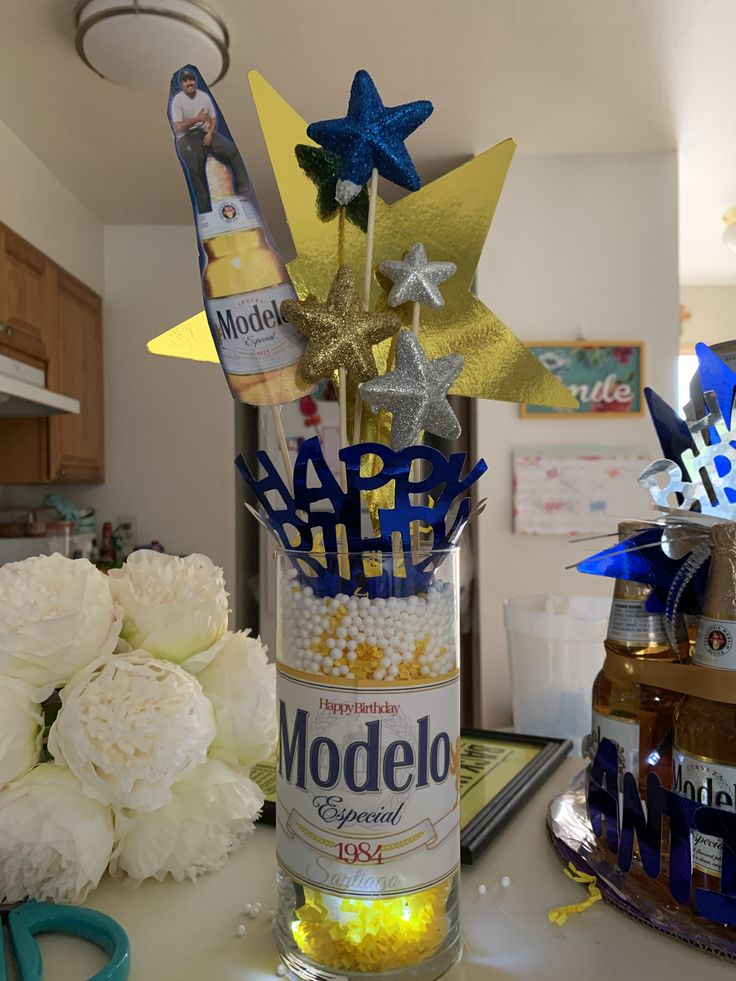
top-left (306, 69), bottom-right (433, 191)
top-left (695, 341), bottom-right (736, 429)
top-left (576, 523), bottom-right (709, 618)
top-left (379, 243), bottom-right (456, 309)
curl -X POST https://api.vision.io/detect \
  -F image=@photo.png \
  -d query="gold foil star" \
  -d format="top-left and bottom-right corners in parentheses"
top-left (282, 265), bottom-right (400, 383)
top-left (148, 71), bottom-right (576, 411)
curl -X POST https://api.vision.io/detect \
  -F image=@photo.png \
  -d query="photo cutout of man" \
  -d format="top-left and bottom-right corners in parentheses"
top-left (169, 69), bottom-right (249, 213)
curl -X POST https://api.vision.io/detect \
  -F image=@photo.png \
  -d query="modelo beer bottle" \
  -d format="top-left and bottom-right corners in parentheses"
top-left (168, 64), bottom-right (312, 405)
top-left (674, 521), bottom-right (736, 898)
top-left (590, 521), bottom-right (686, 794)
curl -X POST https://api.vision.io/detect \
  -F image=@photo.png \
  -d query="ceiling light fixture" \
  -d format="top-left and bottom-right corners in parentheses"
top-left (723, 207), bottom-right (736, 253)
top-left (74, 0), bottom-right (229, 90)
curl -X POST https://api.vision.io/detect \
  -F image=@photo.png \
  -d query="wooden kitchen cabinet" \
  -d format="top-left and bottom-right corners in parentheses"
top-left (0, 226), bottom-right (51, 363)
top-left (0, 225), bottom-right (104, 484)
top-left (48, 271), bottom-right (104, 483)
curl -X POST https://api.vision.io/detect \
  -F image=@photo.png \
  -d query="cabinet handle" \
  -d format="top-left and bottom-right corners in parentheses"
top-left (0, 323), bottom-right (6, 334)
top-left (5, 326), bottom-right (12, 336)
top-left (58, 468), bottom-right (67, 477)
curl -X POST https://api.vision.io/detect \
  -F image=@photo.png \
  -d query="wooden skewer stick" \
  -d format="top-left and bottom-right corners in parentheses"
top-left (338, 368), bottom-right (348, 491)
top-left (337, 367), bottom-right (350, 575)
top-left (362, 168), bottom-right (379, 310)
top-left (410, 300), bottom-right (423, 558)
top-left (270, 404), bottom-right (294, 496)
top-left (352, 168), bottom-right (380, 446)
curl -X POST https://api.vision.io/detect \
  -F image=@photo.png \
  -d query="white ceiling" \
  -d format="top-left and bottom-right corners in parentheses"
top-left (2, 0), bottom-right (736, 282)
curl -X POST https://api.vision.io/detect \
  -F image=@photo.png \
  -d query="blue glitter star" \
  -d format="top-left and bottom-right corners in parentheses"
top-left (306, 69), bottom-right (433, 191)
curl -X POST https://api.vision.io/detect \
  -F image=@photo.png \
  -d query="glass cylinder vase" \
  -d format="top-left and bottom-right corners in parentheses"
top-left (274, 547), bottom-right (461, 980)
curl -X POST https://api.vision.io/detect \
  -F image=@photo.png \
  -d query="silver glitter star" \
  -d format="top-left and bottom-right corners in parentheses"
top-left (379, 242), bottom-right (457, 309)
top-left (358, 330), bottom-right (464, 450)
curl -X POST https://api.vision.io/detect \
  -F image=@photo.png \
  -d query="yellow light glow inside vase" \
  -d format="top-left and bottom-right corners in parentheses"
top-left (292, 880), bottom-right (451, 973)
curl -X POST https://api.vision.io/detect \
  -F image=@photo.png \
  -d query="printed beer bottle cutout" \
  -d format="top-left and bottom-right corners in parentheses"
top-left (590, 521), bottom-right (686, 795)
top-left (167, 64), bottom-right (313, 406)
top-left (674, 521), bottom-right (736, 897)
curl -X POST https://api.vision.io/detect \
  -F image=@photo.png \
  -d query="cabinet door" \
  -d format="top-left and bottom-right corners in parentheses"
top-left (48, 271), bottom-right (104, 483)
top-left (0, 226), bottom-right (50, 360)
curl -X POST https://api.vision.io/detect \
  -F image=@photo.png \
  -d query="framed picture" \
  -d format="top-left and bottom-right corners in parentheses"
top-left (512, 446), bottom-right (651, 536)
top-left (251, 729), bottom-right (572, 865)
top-left (520, 341), bottom-right (644, 417)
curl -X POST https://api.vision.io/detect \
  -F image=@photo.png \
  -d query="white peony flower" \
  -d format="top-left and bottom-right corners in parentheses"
top-left (108, 551), bottom-right (229, 669)
top-left (48, 653), bottom-right (216, 811)
top-left (0, 554), bottom-right (122, 688)
top-left (110, 758), bottom-right (263, 883)
top-left (198, 631), bottom-right (276, 769)
top-left (0, 677), bottom-right (44, 788)
top-left (0, 763), bottom-right (113, 903)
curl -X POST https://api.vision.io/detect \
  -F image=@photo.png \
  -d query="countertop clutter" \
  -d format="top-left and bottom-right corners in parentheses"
top-left (37, 758), bottom-right (734, 981)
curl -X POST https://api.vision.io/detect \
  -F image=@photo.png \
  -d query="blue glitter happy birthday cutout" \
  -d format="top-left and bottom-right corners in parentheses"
top-left (235, 436), bottom-right (487, 597)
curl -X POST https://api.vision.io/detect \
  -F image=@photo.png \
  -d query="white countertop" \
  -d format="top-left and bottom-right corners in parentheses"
top-left (32, 757), bottom-right (735, 981)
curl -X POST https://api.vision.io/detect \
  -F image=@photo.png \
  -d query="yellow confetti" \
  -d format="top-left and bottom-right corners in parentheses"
top-left (292, 880), bottom-right (452, 972)
top-left (548, 863), bottom-right (602, 926)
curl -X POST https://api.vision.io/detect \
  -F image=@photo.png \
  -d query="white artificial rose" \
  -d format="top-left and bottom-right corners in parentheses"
top-left (48, 653), bottom-right (216, 811)
top-left (0, 554), bottom-right (122, 688)
top-left (198, 631), bottom-right (276, 769)
top-left (0, 763), bottom-right (113, 903)
top-left (0, 677), bottom-right (44, 788)
top-left (110, 758), bottom-right (263, 883)
top-left (108, 551), bottom-right (229, 669)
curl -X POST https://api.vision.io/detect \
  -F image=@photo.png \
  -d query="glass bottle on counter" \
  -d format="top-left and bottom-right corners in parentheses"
top-left (590, 521), bottom-right (687, 794)
top-left (673, 521), bottom-right (736, 898)
top-left (97, 522), bottom-right (116, 573)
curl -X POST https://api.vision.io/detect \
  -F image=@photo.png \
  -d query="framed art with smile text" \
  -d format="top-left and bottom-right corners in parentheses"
top-left (521, 341), bottom-right (645, 417)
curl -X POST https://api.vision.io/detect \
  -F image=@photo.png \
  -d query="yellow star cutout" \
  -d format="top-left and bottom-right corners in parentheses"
top-left (148, 71), bottom-right (576, 411)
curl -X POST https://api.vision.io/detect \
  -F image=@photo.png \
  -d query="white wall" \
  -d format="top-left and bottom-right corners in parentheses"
top-left (474, 152), bottom-right (679, 727)
top-left (67, 227), bottom-right (237, 605)
top-left (0, 122), bottom-right (103, 292)
top-left (680, 285), bottom-right (736, 348)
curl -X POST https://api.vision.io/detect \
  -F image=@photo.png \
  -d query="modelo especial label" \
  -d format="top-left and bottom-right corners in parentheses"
top-left (607, 599), bottom-right (668, 646)
top-left (276, 668), bottom-right (460, 898)
top-left (694, 617), bottom-right (736, 670)
top-left (205, 284), bottom-right (306, 376)
top-left (672, 748), bottom-right (736, 875)
top-left (590, 710), bottom-right (639, 788)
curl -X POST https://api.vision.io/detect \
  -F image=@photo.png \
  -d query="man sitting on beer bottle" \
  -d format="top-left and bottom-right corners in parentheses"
top-left (169, 69), bottom-right (249, 213)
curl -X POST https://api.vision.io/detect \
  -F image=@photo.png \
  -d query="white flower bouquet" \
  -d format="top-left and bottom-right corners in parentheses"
top-left (0, 550), bottom-right (275, 903)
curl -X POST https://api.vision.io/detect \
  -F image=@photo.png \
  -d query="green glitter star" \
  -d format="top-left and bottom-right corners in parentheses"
top-left (294, 145), bottom-right (369, 231)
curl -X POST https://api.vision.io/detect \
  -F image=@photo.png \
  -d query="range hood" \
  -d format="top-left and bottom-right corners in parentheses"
top-left (0, 353), bottom-right (79, 417)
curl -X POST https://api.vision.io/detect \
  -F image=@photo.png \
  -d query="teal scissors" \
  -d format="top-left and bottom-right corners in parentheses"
top-left (0, 901), bottom-right (130, 981)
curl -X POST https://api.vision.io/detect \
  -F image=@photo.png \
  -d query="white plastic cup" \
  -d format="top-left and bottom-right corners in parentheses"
top-left (504, 594), bottom-right (609, 753)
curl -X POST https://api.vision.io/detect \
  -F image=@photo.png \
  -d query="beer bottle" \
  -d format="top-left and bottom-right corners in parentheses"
top-left (590, 521), bottom-right (686, 794)
top-left (673, 521), bottom-right (736, 896)
top-left (202, 226), bottom-right (313, 405)
top-left (168, 64), bottom-right (313, 406)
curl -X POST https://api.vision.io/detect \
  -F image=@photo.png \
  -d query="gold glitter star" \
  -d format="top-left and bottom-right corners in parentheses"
top-left (148, 71), bottom-right (576, 411)
top-left (283, 266), bottom-right (400, 383)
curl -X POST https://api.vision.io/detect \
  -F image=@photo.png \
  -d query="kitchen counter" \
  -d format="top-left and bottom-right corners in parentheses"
top-left (36, 757), bottom-right (735, 980)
